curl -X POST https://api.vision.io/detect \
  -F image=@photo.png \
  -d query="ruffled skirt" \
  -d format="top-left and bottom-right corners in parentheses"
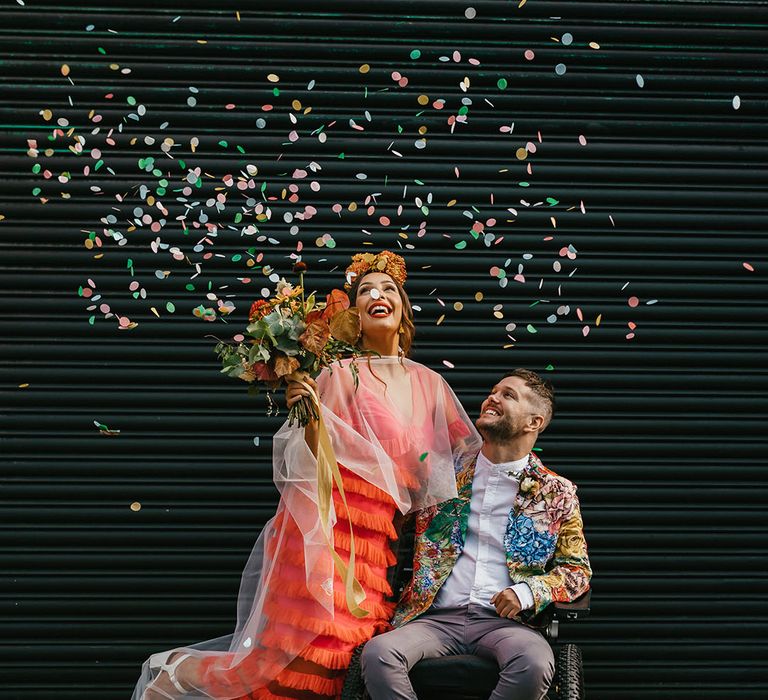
top-left (198, 467), bottom-right (399, 700)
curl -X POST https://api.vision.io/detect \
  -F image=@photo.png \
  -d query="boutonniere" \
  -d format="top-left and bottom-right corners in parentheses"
top-left (519, 476), bottom-right (541, 497)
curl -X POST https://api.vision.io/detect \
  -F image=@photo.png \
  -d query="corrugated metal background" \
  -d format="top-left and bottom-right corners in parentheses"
top-left (1, 2), bottom-right (766, 698)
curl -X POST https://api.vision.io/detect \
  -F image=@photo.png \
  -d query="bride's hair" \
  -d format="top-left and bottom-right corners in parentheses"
top-left (349, 273), bottom-right (415, 357)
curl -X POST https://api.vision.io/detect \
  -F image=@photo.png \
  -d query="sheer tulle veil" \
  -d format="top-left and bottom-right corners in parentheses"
top-left (131, 356), bottom-right (481, 699)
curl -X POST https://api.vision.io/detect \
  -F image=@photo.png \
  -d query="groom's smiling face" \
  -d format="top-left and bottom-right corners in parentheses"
top-left (476, 376), bottom-right (540, 441)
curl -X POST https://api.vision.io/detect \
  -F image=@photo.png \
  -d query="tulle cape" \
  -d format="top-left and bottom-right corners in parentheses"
top-left (131, 357), bottom-right (481, 699)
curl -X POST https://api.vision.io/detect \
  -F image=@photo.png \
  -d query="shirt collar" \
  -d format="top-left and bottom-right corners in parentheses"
top-left (476, 451), bottom-right (529, 478)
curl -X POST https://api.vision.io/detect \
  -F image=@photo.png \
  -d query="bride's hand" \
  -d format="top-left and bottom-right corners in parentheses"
top-left (285, 377), bottom-right (318, 408)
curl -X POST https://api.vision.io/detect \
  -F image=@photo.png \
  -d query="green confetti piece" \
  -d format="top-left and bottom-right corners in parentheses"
top-left (410, 49), bottom-right (422, 60)
top-left (532, 447), bottom-right (543, 452)
top-left (94, 159), bottom-right (103, 171)
top-left (545, 364), bottom-right (554, 371)
top-left (455, 241), bottom-right (467, 250)
top-left (397, 125), bottom-right (403, 134)
top-left (272, 87), bottom-right (280, 97)
top-left (526, 324), bottom-right (538, 334)
top-left (77, 286), bottom-right (84, 297)
top-left (414, 179), bottom-right (425, 185)
top-left (156, 187), bottom-right (166, 196)
top-left (185, 283), bottom-right (195, 292)
top-left (151, 168), bottom-right (162, 177)
top-left (88, 316), bottom-right (95, 325)
top-left (97, 47), bottom-right (106, 55)
top-left (497, 269), bottom-right (507, 278)
top-left (234, 213), bottom-right (243, 224)
top-left (127, 96), bottom-right (136, 106)
top-left (158, 179), bottom-right (168, 187)
top-left (546, 197), bottom-right (559, 206)
top-left (519, 182), bottom-right (530, 187)
top-left (166, 302), bottom-right (176, 313)
top-left (178, 159), bottom-right (186, 169)
top-left (247, 247), bottom-right (257, 255)
top-left (32, 163), bottom-right (41, 174)
top-left (458, 106), bottom-right (469, 116)
top-left (32, 187), bottom-right (41, 196)
top-left (218, 140), bottom-right (228, 148)
top-left (529, 300), bottom-right (539, 307)
top-left (338, 152), bottom-right (345, 159)
top-left (232, 253), bottom-right (242, 262)
top-left (419, 451), bottom-right (429, 461)
top-left (326, 238), bottom-right (336, 249)
top-left (236, 145), bottom-right (246, 154)
top-left (497, 78), bottom-right (508, 90)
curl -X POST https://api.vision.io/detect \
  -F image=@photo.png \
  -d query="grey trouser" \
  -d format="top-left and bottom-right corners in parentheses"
top-left (361, 605), bottom-right (554, 700)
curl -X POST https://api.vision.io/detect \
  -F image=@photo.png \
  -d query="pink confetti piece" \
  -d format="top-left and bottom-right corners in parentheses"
top-left (743, 262), bottom-right (755, 272)
top-left (628, 296), bottom-right (640, 308)
top-left (442, 360), bottom-right (455, 369)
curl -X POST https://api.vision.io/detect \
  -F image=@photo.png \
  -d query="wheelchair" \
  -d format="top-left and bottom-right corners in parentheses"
top-left (341, 514), bottom-right (590, 700)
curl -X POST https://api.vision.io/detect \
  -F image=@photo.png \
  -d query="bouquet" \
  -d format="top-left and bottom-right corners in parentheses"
top-left (214, 263), bottom-right (364, 426)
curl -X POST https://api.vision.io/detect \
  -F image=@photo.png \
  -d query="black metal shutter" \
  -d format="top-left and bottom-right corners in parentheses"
top-left (2, 2), bottom-right (766, 699)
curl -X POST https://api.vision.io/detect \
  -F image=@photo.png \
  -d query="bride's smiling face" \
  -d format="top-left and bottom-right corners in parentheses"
top-left (354, 272), bottom-right (403, 342)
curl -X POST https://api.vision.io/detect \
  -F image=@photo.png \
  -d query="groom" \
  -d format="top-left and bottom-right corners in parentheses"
top-left (361, 369), bottom-right (591, 700)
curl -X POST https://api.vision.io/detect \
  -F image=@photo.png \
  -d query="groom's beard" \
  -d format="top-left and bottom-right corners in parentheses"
top-left (476, 414), bottom-right (523, 443)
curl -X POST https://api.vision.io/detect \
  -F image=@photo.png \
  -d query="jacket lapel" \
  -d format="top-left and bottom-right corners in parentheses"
top-left (513, 452), bottom-right (544, 516)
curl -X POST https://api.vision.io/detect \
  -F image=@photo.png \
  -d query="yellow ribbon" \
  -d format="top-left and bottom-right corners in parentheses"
top-left (295, 376), bottom-right (369, 618)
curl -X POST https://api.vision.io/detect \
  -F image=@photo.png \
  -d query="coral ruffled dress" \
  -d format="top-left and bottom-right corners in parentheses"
top-left (132, 357), bottom-right (479, 700)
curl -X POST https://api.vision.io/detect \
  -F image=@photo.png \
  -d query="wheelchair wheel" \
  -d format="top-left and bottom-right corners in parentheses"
top-left (553, 643), bottom-right (584, 700)
top-left (340, 644), bottom-right (369, 700)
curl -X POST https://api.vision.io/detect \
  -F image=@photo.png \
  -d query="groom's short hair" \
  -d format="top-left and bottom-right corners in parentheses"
top-left (504, 368), bottom-right (555, 430)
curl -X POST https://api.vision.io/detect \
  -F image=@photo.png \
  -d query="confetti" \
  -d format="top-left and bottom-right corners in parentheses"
top-left (442, 360), bottom-right (455, 369)
top-left (743, 262), bottom-right (755, 272)
top-left (635, 74), bottom-right (645, 88)
top-left (130, 502), bottom-right (142, 512)
top-left (733, 95), bottom-right (741, 110)
top-left (27, 39), bottom-right (645, 350)
top-left (464, 7), bottom-right (477, 19)
top-left (94, 420), bottom-right (120, 436)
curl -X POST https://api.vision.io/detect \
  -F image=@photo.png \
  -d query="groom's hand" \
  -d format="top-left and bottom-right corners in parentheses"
top-left (490, 588), bottom-right (521, 619)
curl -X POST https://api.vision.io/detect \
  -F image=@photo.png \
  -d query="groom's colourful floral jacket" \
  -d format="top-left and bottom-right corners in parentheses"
top-left (392, 451), bottom-right (591, 626)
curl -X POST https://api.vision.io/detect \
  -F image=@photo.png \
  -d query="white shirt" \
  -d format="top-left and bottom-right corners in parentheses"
top-left (432, 452), bottom-right (535, 611)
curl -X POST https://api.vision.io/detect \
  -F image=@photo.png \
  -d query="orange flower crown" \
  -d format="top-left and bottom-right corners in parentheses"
top-left (344, 250), bottom-right (407, 290)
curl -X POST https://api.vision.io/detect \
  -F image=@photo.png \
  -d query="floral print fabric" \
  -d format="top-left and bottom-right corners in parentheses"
top-left (393, 452), bottom-right (591, 626)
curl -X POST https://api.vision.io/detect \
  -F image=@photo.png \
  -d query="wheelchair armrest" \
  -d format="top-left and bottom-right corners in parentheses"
top-left (550, 589), bottom-right (591, 621)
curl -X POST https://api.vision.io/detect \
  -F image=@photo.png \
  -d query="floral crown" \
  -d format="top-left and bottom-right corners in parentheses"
top-left (344, 250), bottom-right (407, 290)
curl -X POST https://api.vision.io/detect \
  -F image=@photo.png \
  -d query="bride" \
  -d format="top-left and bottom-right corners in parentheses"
top-left (132, 250), bottom-right (480, 699)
